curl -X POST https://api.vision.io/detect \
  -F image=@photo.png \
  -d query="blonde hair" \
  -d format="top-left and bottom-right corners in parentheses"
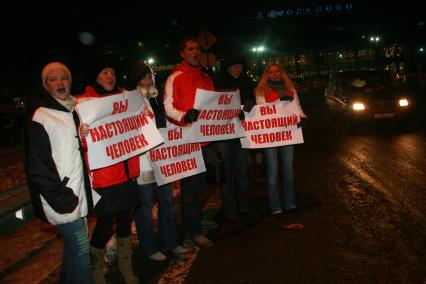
top-left (255, 63), bottom-right (294, 97)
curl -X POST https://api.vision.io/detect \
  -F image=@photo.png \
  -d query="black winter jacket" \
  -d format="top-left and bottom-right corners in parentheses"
top-left (23, 91), bottom-right (92, 224)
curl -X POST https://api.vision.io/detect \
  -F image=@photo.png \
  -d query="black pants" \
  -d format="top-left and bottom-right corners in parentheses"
top-left (90, 210), bottom-right (132, 248)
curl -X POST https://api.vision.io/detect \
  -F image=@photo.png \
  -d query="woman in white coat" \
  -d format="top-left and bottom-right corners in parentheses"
top-left (23, 62), bottom-right (93, 284)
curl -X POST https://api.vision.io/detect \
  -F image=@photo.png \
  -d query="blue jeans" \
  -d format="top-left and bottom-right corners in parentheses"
top-left (264, 145), bottom-right (296, 213)
top-left (135, 183), bottom-right (179, 256)
top-left (216, 139), bottom-right (250, 218)
top-left (56, 218), bottom-right (93, 284)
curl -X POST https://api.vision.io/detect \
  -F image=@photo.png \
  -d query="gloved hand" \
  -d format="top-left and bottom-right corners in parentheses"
top-left (183, 108), bottom-right (200, 123)
top-left (243, 100), bottom-right (255, 113)
top-left (297, 117), bottom-right (308, 128)
top-left (238, 110), bottom-right (245, 120)
top-left (280, 95), bottom-right (294, 102)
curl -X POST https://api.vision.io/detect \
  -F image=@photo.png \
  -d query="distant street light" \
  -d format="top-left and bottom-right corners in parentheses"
top-left (370, 36), bottom-right (380, 42)
top-left (369, 36), bottom-right (381, 69)
top-left (252, 45), bottom-right (266, 79)
top-left (252, 46), bottom-right (265, 53)
top-left (147, 58), bottom-right (155, 64)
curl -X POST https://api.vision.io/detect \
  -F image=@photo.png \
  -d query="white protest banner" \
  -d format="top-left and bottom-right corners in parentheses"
top-left (75, 90), bottom-right (164, 170)
top-left (191, 89), bottom-right (245, 142)
top-left (149, 127), bottom-right (205, 186)
top-left (240, 101), bottom-right (304, 149)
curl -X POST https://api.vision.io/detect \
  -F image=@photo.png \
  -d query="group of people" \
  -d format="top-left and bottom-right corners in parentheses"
top-left (23, 37), bottom-right (307, 284)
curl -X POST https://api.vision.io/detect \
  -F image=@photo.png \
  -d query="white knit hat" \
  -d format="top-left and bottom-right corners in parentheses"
top-left (41, 62), bottom-right (72, 89)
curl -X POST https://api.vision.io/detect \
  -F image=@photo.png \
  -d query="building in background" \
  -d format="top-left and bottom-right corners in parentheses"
top-left (85, 2), bottom-right (424, 88)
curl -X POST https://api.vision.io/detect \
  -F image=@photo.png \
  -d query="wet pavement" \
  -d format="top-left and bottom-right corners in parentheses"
top-left (183, 105), bottom-right (426, 284)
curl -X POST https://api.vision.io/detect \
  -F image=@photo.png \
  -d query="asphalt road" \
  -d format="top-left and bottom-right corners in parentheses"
top-left (183, 103), bottom-right (426, 284)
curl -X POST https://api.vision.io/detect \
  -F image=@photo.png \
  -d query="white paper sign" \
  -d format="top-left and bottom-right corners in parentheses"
top-left (191, 89), bottom-right (245, 142)
top-left (75, 90), bottom-right (164, 170)
top-left (240, 101), bottom-right (304, 149)
top-left (149, 127), bottom-right (206, 186)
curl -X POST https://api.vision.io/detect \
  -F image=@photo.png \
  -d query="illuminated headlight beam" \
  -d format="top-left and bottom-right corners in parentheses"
top-left (399, 98), bottom-right (409, 107)
top-left (352, 103), bottom-right (365, 111)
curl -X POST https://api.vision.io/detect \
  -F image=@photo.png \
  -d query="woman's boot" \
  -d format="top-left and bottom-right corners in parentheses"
top-left (116, 237), bottom-right (138, 284)
top-left (89, 246), bottom-right (107, 284)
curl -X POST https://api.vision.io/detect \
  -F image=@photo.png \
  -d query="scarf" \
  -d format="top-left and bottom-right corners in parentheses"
top-left (54, 95), bottom-right (75, 112)
top-left (138, 85), bottom-right (158, 99)
top-left (268, 80), bottom-right (289, 98)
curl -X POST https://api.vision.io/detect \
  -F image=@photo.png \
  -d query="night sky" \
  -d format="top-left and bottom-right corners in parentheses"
top-left (1, 1), bottom-right (425, 94)
top-left (2, 4), bottom-right (265, 91)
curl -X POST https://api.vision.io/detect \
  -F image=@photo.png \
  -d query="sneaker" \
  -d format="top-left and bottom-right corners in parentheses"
top-left (193, 234), bottom-right (213, 248)
top-left (172, 245), bottom-right (189, 254)
top-left (149, 251), bottom-right (167, 261)
top-left (271, 210), bottom-right (284, 219)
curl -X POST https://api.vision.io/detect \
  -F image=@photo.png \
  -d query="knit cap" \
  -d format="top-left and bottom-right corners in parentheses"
top-left (74, 57), bottom-right (118, 92)
top-left (222, 49), bottom-right (247, 71)
top-left (128, 61), bottom-right (154, 88)
top-left (41, 62), bottom-right (71, 89)
top-left (85, 58), bottom-right (117, 83)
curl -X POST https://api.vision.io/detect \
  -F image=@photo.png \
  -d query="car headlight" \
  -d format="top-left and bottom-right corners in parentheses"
top-left (399, 98), bottom-right (409, 107)
top-left (352, 102), bottom-right (365, 111)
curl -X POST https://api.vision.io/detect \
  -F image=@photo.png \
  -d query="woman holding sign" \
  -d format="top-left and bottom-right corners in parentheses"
top-left (255, 63), bottom-right (308, 217)
top-left (128, 61), bottom-right (188, 262)
top-left (23, 62), bottom-right (93, 283)
top-left (77, 59), bottom-right (140, 284)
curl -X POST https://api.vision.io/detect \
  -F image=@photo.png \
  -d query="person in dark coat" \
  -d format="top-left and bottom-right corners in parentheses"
top-left (213, 49), bottom-right (257, 223)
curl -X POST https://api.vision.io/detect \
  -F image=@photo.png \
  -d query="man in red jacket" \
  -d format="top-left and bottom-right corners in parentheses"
top-left (163, 37), bottom-right (214, 248)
